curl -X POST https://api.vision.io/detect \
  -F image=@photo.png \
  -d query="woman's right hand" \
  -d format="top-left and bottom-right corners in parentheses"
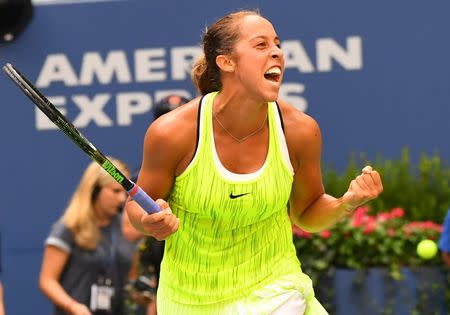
top-left (140, 199), bottom-right (179, 240)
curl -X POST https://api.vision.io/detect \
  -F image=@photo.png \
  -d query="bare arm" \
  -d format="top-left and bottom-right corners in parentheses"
top-left (124, 120), bottom-right (179, 240)
top-left (287, 113), bottom-right (348, 231)
top-left (39, 246), bottom-right (91, 315)
top-left (283, 103), bottom-right (383, 232)
top-left (124, 101), bottom-right (199, 240)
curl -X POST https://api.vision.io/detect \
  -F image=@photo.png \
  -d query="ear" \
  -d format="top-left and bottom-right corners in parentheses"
top-left (216, 55), bottom-right (235, 72)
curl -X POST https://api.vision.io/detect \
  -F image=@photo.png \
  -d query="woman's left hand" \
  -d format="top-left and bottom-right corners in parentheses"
top-left (342, 166), bottom-right (383, 212)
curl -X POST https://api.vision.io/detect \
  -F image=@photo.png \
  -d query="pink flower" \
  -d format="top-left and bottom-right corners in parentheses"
top-left (403, 221), bottom-right (443, 234)
top-left (320, 230), bottom-right (331, 238)
top-left (364, 218), bottom-right (377, 234)
top-left (352, 207), bottom-right (370, 227)
top-left (292, 225), bottom-right (312, 238)
top-left (390, 207), bottom-right (405, 218)
top-left (377, 212), bottom-right (391, 222)
top-left (292, 225), bottom-right (302, 237)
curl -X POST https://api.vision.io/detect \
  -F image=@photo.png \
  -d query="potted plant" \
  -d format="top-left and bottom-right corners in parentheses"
top-left (292, 148), bottom-right (450, 315)
top-left (293, 207), bottom-right (446, 315)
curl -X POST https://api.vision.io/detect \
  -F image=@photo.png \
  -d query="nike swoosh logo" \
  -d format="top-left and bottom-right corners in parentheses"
top-left (229, 192), bottom-right (251, 199)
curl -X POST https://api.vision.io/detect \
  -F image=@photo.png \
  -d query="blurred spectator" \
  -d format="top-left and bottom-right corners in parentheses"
top-left (153, 95), bottom-right (190, 119)
top-left (39, 157), bottom-right (135, 315)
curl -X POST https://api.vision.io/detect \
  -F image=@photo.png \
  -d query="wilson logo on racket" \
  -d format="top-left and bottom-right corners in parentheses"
top-left (102, 160), bottom-right (124, 183)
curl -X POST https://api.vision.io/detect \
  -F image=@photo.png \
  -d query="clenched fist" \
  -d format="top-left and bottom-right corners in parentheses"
top-left (342, 166), bottom-right (383, 212)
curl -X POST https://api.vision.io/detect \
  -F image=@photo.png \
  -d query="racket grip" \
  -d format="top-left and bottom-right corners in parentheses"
top-left (128, 184), bottom-right (161, 214)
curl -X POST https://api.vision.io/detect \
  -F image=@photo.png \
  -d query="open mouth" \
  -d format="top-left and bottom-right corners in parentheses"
top-left (264, 66), bottom-right (281, 82)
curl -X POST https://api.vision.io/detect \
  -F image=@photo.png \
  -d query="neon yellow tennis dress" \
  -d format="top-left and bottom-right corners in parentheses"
top-left (157, 92), bottom-right (328, 315)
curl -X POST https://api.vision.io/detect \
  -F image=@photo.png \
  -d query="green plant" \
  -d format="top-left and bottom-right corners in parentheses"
top-left (294, 148), bottom-right (449, 313)
top-left (323, 147), bottom-right (450, 223)
top-left (293, 207), bottom-right (443, 283)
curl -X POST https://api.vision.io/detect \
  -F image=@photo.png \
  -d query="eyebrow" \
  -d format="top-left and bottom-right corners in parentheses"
top-left (250, 35), bottom-right (281, 42)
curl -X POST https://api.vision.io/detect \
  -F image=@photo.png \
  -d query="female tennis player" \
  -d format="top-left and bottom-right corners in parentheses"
top-left (124, 9), bottom-right (383, 315)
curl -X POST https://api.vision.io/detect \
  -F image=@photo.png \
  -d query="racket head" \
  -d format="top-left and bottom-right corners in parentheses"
top-left (3, 63), bottom-right (99, 159)
top-left (3, 63), bottom-right (58, 121)
top-left (2, 63), bottom-right (160, 213)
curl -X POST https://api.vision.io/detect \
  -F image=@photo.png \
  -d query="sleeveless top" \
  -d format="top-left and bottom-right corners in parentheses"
top-left (159, 91), bottom-right (301, 304)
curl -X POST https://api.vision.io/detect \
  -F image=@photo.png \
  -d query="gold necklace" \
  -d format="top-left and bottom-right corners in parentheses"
top-left (212, 109), bottom-right (268, 143)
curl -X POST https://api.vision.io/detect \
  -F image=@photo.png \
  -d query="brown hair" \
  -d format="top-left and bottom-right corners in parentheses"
top-left (191, 9), bottom-right (261, 95)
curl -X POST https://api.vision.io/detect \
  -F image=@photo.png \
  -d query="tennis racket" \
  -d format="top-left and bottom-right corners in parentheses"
top-left (3, 63), bottom-right (160, 214)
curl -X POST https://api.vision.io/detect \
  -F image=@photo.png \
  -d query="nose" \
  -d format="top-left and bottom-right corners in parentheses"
top-left (271, 45), bottom-right (283, 59)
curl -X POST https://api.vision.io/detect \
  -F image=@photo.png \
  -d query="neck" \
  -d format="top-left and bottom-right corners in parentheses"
top-left (94, 208), bottom-right (112, 227)
top-left (97, 217), bottom-right (111, 227)
top-left (97, 218), bottom-right (111, 227)
top-left (215, 90), bottom-right (267, 113)
top-left (213, 92), bottom-right (268, 142)
top-left (214, 92), bottom-right (267, 123)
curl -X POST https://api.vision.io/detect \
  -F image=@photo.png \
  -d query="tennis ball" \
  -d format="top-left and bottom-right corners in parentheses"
top-left (416, 239), bottom-right (438, 260)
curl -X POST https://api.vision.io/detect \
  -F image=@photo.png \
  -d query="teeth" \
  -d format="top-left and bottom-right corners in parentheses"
top-left (265, 67), bottom-right (281, 75)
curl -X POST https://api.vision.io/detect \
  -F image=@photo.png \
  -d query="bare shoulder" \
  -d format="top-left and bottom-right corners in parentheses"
top-left (276, 99), bottom-right (322, 168)
top-left (145, 97), bottom-right (201, 149)
top-left (149, 97), bottom-right (200, 136)
top-left (276, 99), bottom-right (321, 143)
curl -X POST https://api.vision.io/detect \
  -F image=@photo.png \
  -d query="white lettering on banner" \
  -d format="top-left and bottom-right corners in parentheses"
top-left (36, 37), bottom-right (363, 87)
top-left (135, 48), bottom-right (167, 82)
top-left (33, 36), bottom-right (363, 129)
top-left (34, 89), bottom-right (195, 130)
top-left (79, 51), bottom-right (132, 85)
top-left (36, 55), bottom-right (78, 87)
top-left (116, 92), bottom-right (152, 126)
top-left (171, 46), bottom-right (203, 80)
top-left (283, 40), bottom-right (315, 73)
top-left (72, 94), bottom-right (113, 127)
top-left (279, 83), bottom-right (307, 112)
top-left (34, 84), bottom-right (303, 130)
top-left (316, 36), bottom-right (362, 72)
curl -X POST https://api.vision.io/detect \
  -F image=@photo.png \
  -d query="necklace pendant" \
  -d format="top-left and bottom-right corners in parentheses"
top-left (212, 109), bottom-right (268, 143)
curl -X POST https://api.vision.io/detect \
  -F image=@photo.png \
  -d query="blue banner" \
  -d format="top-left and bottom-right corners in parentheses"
top-left (0, 1), bottom-right (449, 313)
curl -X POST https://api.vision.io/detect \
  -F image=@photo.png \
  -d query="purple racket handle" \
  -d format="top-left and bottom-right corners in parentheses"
top-left (127, 184), bottom-right (161, 214)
